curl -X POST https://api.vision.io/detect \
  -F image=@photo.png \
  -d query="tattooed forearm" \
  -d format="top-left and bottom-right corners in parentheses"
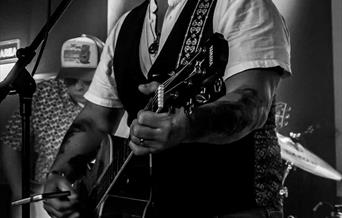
top-left (51, 118), bottom-right (104, 179)
top-left (59, 120), bottom-right (92, 154)
top-left (187, 88), bottom-right (270, 144)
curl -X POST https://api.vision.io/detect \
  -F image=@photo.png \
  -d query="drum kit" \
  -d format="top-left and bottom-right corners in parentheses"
top-left (277, 132), bottom-right (342, 218)
top-left (275, 102), bottom-right (342, 218)
top-left (277, 132), bottom-right (342, 182)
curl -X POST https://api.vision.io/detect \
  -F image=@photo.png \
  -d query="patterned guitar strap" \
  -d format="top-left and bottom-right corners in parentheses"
top-left (176, 0), bottom-right (217, 68)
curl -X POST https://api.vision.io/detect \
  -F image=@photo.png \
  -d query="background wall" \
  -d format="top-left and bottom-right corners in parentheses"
top-left (0, 1), bottom-right (33, 215)
top-left (0, 0), bottom-right (33, 170)
top-left (0, 0), bottom-right (107, 178)
top-left (0, 0), bottom-right (107, 215)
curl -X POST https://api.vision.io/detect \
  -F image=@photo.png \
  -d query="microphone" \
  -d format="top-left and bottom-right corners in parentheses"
top-left (11, 191), bottom-right (71, 206)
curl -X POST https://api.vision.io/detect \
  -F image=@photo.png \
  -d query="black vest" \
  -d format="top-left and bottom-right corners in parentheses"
top-left (113, 0), bottom-right (280, 216)
top-left (114, 0), bottom-right (216, 125)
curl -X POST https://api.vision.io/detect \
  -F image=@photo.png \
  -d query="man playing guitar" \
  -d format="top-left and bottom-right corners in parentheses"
top-left (43, 0), bottom-right (292, 217)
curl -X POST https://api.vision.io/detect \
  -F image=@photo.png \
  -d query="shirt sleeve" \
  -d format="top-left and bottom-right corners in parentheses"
top-left (84, 13), bottom-right (130, 108)
top-left (214, 0), bottom-right (292, 80)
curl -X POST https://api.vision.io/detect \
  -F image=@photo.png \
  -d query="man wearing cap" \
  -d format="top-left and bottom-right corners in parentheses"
top-left (0, 34), bottom-right (104, 218)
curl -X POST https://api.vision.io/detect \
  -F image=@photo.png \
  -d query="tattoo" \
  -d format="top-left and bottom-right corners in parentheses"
top-left (59, 119), bottom-right (93, 154)
top-left (188, 88), bottom-right (269, 142)
top-left (52, 118), bottom-right (100, 180)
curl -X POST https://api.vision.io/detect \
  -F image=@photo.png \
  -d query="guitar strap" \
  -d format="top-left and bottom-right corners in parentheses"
top-left (114, 0), bottom-right (217, 125)
top-left (176, 0), bottom-right (217, 68)
top-left (147, 0), bottom-right (217, 81)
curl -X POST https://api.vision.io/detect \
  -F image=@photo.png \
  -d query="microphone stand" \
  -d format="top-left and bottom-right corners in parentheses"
top-left (0, 0), bottom-right (74, 217)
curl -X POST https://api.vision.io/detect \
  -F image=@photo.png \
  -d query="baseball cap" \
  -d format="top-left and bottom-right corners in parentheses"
top-left (58, 34), bottom-right (104, 81)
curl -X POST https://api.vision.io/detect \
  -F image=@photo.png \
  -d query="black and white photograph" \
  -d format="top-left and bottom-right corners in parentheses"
top-left (0, 0), bottom-right (341, 218)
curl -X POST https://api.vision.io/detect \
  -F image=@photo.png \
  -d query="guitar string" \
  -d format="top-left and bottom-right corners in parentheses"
top-left (141, 53), bottom-right (203, 218)
top-left (93, 49), bottom-right (205, 212)
top-left (110, 49), bottom-right (206, 217)
top-left (146, 68), bottom-right (199, 110)
top-left (145, 51), bottom-right (203, 110)
top-left (100, 46), bottom-right (213, 216)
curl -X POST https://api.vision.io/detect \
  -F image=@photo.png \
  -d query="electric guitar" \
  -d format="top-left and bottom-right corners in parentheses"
top-left (76, 33), bottom-right (229, 218)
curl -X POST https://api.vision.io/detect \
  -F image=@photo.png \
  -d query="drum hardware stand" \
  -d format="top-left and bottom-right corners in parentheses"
top-left (278, 129), bottom-right (315, 198)
top-left (313, 202), bottom-right (342, 218)
top-left (331, 205), bottom-right (342, 218)
top-left (279, 161), bottom-right (294, 198)
top-left (279, 161), bottom-right (297, 218)
top-left (0, 0), bottom-right (75, 217)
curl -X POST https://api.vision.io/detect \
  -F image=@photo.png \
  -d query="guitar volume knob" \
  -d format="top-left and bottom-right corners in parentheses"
top-left (213, 78), bottom-right (224, 93)
top-left (187, 104), bottom-right (194, 115)
top-left (186, 98), bottom-right (193, 106)
top-left (184, 80), bottom-right (193, 87)
top-left (195, 93), bottom-right (210, 104)
top-left (170, 92), bottom-right (179, 99)
top-left (200, 87), bottom-right (207, 94)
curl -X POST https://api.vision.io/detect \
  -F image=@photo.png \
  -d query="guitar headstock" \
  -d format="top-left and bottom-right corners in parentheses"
top-left (147, 33), bottom-right (229, 114)
top-left (275, 101), bottom-right (291, 130)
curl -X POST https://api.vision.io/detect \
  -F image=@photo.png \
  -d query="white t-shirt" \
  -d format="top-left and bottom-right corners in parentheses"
top-left (84, 0), bottom-right (291, 109)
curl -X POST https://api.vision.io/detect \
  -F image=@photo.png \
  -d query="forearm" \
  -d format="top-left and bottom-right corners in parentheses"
top-left (50, 120), bottom-right (104, 182)
top-left (185, 68), bottom-right (281, 145)
top-left (49, 103), bottom-right (124, 182)
top-left (186, 88), bottom-right (271, 144)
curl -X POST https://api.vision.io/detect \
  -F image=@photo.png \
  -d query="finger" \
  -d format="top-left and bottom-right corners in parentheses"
top-left (44, 202), bottom-right (74, 218)
top-left (130, 132), bottom-right (165, 153)
top-left (138, 81), bottom-right (160, 95)
top-left (128, 139), bottom-right (155, 155)
top-left (130, 119), bottom-right (143, 140)
top-left (43, 183), bottom-right (78, 212)
top-left (44, 175), bottom-right (76, 197)
top-left (130, 134), bottom-right (145, 146)
top-left (44, 188), bottom-right (78, 212)
top-left (58, 181), bottom-right (78, 201)
top-left (44, 197), bottom-right (78, 213)
top-left (137, 111), bottom-right (170, 128)
top-left (131, 122), bottom-right (162, 142)
top-left (69, 212), bottom-right (81, 218)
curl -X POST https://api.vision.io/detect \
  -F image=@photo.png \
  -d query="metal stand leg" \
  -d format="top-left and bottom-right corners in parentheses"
top-left (279, 162), bottom-right (294, 198)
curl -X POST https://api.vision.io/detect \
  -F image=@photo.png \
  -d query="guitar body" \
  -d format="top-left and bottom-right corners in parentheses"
top-left (77, 33), bottom-right (229, 218)
top-left (77, 134), bottom-right (152, 218)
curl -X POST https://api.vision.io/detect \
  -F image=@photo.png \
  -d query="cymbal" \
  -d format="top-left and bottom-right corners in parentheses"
top-left (277, 132), bottom-right (342, 181)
